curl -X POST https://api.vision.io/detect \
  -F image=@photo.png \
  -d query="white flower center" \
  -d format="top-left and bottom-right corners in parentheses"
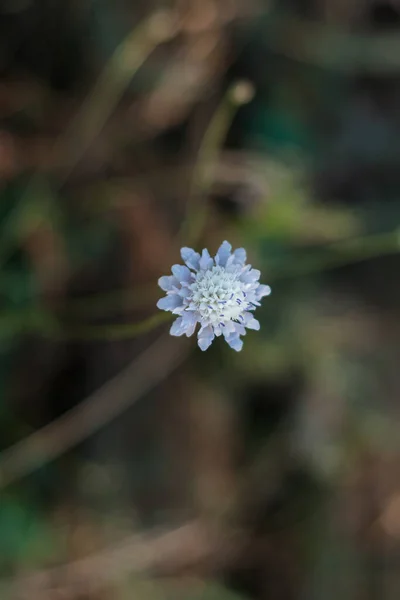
top-left (189, 266), bottom-right (247, 325)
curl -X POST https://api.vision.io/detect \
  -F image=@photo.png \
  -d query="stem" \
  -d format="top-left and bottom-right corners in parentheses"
top-left (0, 229), bottom-right (392, 343)
top-left (270, 230), bottom-right (400, 280)
top-left (62, 284), bottom-right (158, 319)
top-left (57, 14), bottom-right (172, 182)
top-left (62, 311), bottom-right (172, 341)
top-left (179, 82), bottom-right (254, 245)
top-left (0, 11), bottom-right (175, 269)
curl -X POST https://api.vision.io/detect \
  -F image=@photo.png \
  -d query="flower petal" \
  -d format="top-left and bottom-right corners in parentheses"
top-left (172, 305), bottom-right (185, 315)
top-left (233, 323), bottom-right (246, 336)
top-left (178, 287), bottom-right (191, 298)
top-left (157, 295), bottom-right (183, 312)
top-left (158, 275), bottom-right (179, 291)
top-left (170, 317), bottom-right (185, 336)
top-left (223, 320), bottom-right (236, 335)
top-left (224, 333), bottom-right (243, 352)
top-left (198, 325), bottom-right (214, 351)
top-left (240, 268), bottom-right (261, 284)
top-left (215, 240), bottom-right (232, 267)
top-left (233, 247), bottom-right (246, 265)
top-left (256, 284), bottom-right (272, 298)
top-left (181, 311), bottom-right (198, 337)
top-left (246, 318), bottom-right (260, 330)
top-left (180, 247), bottom-right (200, 271)
top-left (242, 311), bottom-right (260, 330)
top-left (171, 264), bottom-right (192, 282)
top-left (199, 249), bottom-right (214, 271)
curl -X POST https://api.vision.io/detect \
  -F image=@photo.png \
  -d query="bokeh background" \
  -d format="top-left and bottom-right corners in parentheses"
top-left (0, 0), bottom-right (400, 598)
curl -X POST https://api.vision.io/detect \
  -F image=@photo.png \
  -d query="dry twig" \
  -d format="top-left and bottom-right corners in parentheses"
top-left (0, 333), bottom-right (190, 489)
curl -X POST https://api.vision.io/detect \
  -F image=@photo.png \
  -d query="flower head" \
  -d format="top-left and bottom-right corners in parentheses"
top-left (157, 241), bottom-right (271, 351)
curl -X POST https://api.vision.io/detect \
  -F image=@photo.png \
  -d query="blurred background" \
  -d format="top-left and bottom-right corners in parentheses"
top-left (0, 0), bottom-right (399, 598)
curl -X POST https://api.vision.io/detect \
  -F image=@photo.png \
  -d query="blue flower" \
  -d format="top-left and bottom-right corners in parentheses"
top-left (157, 241), bottom-right (271, 351)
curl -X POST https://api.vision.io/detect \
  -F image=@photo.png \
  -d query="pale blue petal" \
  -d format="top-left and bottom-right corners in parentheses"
top-left (225, 254), bottom-right (242, 269)
top-left (158, 275), bottom-right (179, 291)
top-left (185, 322), bottom-right (197, 337)
top-left (213, 325), bottom-right (223, 337)
top-left (244, 289), bottom-right (260, 304)
top-left (224, 333), bottom-right (243, 352)
top-left (234, 323), bottom-right (246, 336)
top-left (239, 264), bottom-right (251, 276)
top-left (246, 318), bottom-right (260, 330)
top-left (182, 311), bottom-right (196, 324)
top-left (250, 300), bottom-right (261, 307)
top-left (181, 247), bottom-right (200, 271)
top-left (170, 317), bottom-right (186, 336)
top-left (241, 311), bottom-right (254, 323)
top-left (178, 287), bottom-right (191, 298)
top-left (171, 264), bottom-right (192, 282)
top-left (223, 320), bottom-right (236, 335)
top-left (240, 268), bottom-right (261, 284)
top-left (198, 325), bottom-right (214, 351)
top-left (157, 295), bottom-right (183, 312)
top-left (256, 284), bottom-right (271, 298)
top-left (215, 240), bottom-right (232, 267)
top-left (233, 248), bottom-right (246, 265)
top-left (199, 249), bottom-right (214, 271)
top-left (242, 312), bottom-right (260, 330)
top-left (172, 305), bottom-right (185, 315)
top-left (181, 311), bottom-right (198, 337)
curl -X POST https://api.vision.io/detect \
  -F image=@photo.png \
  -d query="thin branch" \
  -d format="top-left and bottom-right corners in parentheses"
top-left (179, 81), bottom-right (255, 245)
top-left (0, 9), bottom-right (177, 269)
top-left (0, 520), bottom-right (227, 600)
top-left (0, 333), bottom-right (190, 489)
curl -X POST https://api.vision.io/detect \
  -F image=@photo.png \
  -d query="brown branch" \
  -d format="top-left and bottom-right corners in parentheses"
top-left (1, 520), bottom-right (229, 600)
top-left (0, 333), bottom-right (191, 489)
